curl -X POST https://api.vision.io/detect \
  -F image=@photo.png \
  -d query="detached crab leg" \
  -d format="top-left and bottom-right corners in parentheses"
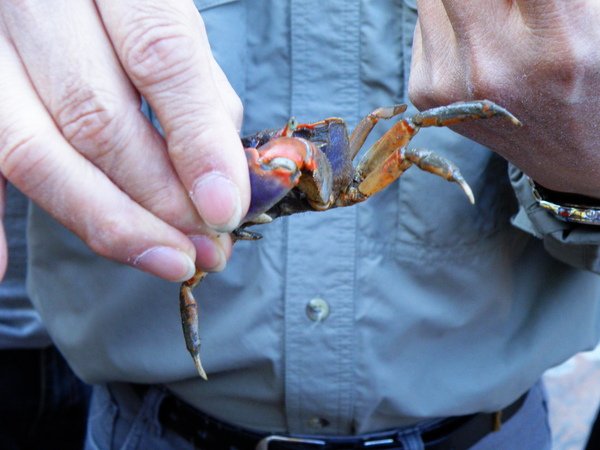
top-left (347, 100), bottom-right (521, 204)
top-left (180, 270), bottom-right (208, 380)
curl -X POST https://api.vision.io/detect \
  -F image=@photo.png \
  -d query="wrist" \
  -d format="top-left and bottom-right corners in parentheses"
top-left (530, 178), bottom-right (600, 225)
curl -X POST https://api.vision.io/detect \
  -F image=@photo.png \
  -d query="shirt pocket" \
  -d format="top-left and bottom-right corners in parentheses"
top-left (193, 0), bottom-right (246, 103)
top-left (395, 121), bottom-right (518, 250)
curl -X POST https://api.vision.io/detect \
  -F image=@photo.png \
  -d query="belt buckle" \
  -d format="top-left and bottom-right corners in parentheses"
top-left (256, 434), bottom-right (402, 449)
top-left (255, 435), bottom-right (326, 450)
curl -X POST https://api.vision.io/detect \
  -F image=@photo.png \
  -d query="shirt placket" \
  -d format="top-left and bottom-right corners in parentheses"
top-left (284, 0), bottom-right (360, 435)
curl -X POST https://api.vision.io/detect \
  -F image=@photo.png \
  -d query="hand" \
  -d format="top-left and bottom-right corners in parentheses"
top-left (0, 0), bottom-right (249, 281)
top-left (410, 0), bottom-right (600, 198)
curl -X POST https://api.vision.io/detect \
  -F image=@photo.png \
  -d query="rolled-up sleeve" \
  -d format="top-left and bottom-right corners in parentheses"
top-left (510, 163), bottom-right (600, 272)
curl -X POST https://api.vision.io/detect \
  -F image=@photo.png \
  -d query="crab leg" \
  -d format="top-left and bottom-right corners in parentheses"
top-left (348, 105), bottom-right (407, 159)
top-left (411, 100), bottom-right (521, 128)
top-left (180, 269), bottom-right (208, 379)
top-left (339, 100), bottom-right (521, 204)
top-left (357, 146), bottom-right (474, 203)
top-left (354, 118), bottom-right (417, 183)
top-left (355, 100), bottom-right (520, 184)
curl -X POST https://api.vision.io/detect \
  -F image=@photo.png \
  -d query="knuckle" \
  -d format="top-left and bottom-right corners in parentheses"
top-left (466, 63), bottom-right (503, 101)
top-left (409, 41), bottom-right (467, 109)
top-left (462, 43), bottom-right (517, 102)
top-left (537, 49), bottom-right (587, 100)
top-left (167, 113), bottom-right (220, 162)
top-left (120, 16), bottom-right (199, 88)
top-left (228, 95), bottom-right (244, 128)
top-left (85, 215), bottom-right (133, 259)
top-left (55, 84), bottom-right (129, 158)
top-left (0, 123), bottom-right (49, 186)
top-left (409, 65), bottom-right (456, 110)
top-left (408, 74), bottom-right (431, 110)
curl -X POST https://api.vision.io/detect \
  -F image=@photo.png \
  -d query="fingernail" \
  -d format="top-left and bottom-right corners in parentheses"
top-left (190, 235), bottom-right (227, 272)
top-left (134, 246), bottom-right (196, 282)
top-left (192, 172), bottom-right (242, 233)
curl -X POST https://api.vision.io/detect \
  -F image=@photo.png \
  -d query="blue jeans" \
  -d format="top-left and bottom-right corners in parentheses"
top-left (85, 381), bottom-right (551, 450)
top-left (0, 345), bottom-right (91, 450)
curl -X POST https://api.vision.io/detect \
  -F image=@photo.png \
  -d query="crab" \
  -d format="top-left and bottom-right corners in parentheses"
top-left (180, 100), bottom-right (521, 379)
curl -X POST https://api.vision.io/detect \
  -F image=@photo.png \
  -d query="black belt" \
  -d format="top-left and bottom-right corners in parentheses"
top-left (149, 386), bottom-right (528, 450)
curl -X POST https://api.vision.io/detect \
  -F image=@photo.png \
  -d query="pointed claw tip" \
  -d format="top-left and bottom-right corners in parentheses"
top-left (193, 355), bottom-right (208, 380)
top-left (459, 180), bottom-right (475, 205)
top-left (483, 100), bottom-right (522, 127)
top-left (510, 116), bottom-right (523, 127)
top-left (495, 104), bottom-right (522, 127)
top-left (394, 104), bottom-right (408, 114)
top-left (502, 110), bottom-right (522, 127)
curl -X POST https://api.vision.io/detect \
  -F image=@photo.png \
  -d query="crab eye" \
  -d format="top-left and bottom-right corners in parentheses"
top-left (288, 117), bottom-right (298, 130)
top-left (279, 117), bottom-right (298, 138)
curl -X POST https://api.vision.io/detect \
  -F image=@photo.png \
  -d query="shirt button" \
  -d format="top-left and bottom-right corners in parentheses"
top-left (306, 297), bottom-right (330, 322)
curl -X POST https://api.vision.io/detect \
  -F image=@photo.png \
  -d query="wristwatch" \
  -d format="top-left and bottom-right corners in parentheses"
top-left (530, 178), bottom-right (600, 225)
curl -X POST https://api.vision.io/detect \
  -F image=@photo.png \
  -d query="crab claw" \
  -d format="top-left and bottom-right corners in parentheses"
top-left (243, 141), bottom-right (302, 223)
top-left (243, 136), bottom-right (333, 222)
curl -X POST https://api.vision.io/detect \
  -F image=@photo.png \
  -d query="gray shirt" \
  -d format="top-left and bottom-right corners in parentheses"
top-left (0, 183), bottom-right (50, 349)
top-left (28, 0), bottom-right (600, 436)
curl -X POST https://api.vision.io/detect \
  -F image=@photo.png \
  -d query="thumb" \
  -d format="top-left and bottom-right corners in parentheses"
top-left (0, 176), bottom-right (8, 281)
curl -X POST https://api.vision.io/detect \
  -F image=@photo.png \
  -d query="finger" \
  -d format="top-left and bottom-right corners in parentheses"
top-left (409, 21), bottom-right (428, 107)
top-left (428, 0), bottom-right (524, 103)
top-left (2, 0), bottom-right (201, 232)
top-left (191, 232), bottom-right (232, 273)
top-left (97, 0), bottom-right (250, 233)
top-left (411, 1), bottom-right (462, 107)
top-left (0, 36), bottom-right (196, 282)
top-left (416, 0), bottom-right (456, 56)
top-left (412, 16), bottom-right (423, 57)
top-left (211, 56), bottom-right (244, 131)
top-left (440, 0), bottom-right (513, 39)
top-left (512, 0), bottom-right (600, 44)
top-left (0, 176), bottom-right (7, 280)
top-left (514, 0), bottom-right (565, 28)
top-left (1, 0), bottom-right (231, 271)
